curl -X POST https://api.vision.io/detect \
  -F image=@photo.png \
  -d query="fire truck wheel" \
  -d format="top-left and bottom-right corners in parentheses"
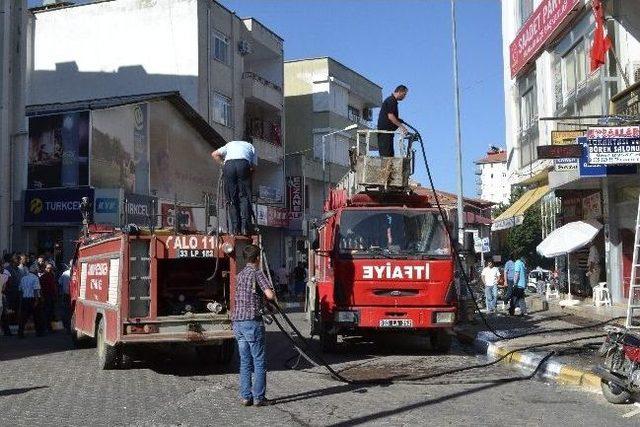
top-left (601, 379), bottom-right (631, 404)
top-left (70, 312), bottom-right (92, 348)
top-left (429, 330), bottom-right (452, 353)
top-left (319, 326), bottom-right (338, 353)
top-left (96, 317), bottom-right (120, 370)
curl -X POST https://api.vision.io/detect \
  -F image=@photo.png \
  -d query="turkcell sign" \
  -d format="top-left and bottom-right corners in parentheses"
top-left (24, 187), bottom-right (94, 224)
top-left (361, 263), bottom-right (430, 281)
top-left (124, 193), bottom-right (156, 226)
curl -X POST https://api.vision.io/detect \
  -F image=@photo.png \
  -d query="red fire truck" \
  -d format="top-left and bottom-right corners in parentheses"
top-left (306, 131), bottom-right (457, 352)
top-left (70, 224), bottom-right (252, 369)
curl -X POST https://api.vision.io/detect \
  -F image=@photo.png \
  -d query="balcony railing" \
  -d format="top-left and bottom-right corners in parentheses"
top-left (242, 71), bottom-right (282, 93)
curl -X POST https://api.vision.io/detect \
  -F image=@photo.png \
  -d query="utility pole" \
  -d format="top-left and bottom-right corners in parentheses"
top-left (450, 0), bottom-right (465, 245)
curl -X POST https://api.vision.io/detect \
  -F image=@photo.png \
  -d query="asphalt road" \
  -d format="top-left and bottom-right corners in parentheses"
top-left (1, 311), bottom-right (637, 426)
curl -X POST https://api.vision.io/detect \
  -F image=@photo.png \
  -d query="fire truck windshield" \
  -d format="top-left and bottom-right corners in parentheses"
top-left (337, 209), bottom-right (450, 258)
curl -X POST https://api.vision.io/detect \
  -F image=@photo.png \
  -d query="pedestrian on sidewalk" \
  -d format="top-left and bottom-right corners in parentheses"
top-left (210, 139), bottom-right (257, 236)
top-left (481, 260), bottom-right (500, 313)
top-left (40, 262), bottom-right (57, 333)
top-left (377, 85), bottom-right (409, 157)
top-left (58, 263), bottom-right (72, 333)
top-left (510, 254), bottom-right (528, 316)
top-left (275, 264), bottom-right (289, 297)
top-left (503, 255), bottom-right (515, 310)
top-left (231, 244), bottom-right (276, 407)
top-left (293, 262), bottom-right (307, 298)
top-left (18, 270), bottom-right (44, 338)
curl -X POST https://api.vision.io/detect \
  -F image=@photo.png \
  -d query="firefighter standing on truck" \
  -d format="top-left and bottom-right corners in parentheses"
top-left (211, 139), bottom-right (257, 236)
top-left (377, 85), bottom-right (409, 157)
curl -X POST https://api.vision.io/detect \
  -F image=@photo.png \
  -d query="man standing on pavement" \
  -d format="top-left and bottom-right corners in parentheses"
top-left (503, 255), bottom-right (515, 310)
top-left (510, 254), bottom-right (528, 316)
top-left (18, 270), bottom-right (43, 337)
top-left (231, 244), bottom-right (276, 407)
top-left (0, 264), bottom-right (10, 335)
top-left (58, 263), bottom-right (72, 333)
top-left (376, 85), bottom-right (409, 157)
top-left (211, 139), bottom-right (257, 236)
top-left (40, 262), bottom-right (57, 333)
top-left (586, 241), bottom-right (601, 290)
top-left (481, 260), bottom-right (500, 313)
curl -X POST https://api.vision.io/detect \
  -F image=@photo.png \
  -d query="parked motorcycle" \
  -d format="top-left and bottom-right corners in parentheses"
top-left (595, 325), bottom-right (640, 404)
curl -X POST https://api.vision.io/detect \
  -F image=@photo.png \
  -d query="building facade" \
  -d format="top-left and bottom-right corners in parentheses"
top-left (25, 0), bottom-right (287, 265)
top-left (500, 0), bottom-right (640, 302)
top-left (283, 57), bottom-right (382, 268)
top-left (0, 0), bottom-right (29, 254)
top-left (474, 147), bottom-right (509, 205)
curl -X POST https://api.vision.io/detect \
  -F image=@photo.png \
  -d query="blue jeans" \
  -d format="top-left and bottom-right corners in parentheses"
top-left (232, 320), bottom-right (267, 401)
top-left (484, 285), bottom-right (497, 312)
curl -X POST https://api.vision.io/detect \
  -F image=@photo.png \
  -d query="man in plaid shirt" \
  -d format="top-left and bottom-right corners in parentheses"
top-left (232, 244), bottom-right (276, 407)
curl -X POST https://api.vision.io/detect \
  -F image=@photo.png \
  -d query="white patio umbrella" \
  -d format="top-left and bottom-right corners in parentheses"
top-left (536, 220), bottom-right (603, 306)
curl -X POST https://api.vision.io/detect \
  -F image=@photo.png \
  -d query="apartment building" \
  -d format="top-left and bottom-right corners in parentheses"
top-left (500, 0), bottom-right (640, 302)
top-left (474, 147), bottom-right (509, 205)
top-left (25, 0), bottom-right (287, 264)
top-left (284, 57), bottom-right (382, 266)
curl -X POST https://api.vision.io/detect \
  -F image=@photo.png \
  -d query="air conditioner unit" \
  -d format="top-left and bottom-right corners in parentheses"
top-left (238, 40), bottom-right (252, 56)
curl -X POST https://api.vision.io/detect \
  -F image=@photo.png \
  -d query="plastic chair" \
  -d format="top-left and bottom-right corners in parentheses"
top-left (593, 282), bottom-right (612, 307)
top-left (545, 282), bottom-right (559, 300)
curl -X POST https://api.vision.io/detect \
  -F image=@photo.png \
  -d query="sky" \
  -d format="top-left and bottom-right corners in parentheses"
top-left (28, 0), bottom-right (506, 197)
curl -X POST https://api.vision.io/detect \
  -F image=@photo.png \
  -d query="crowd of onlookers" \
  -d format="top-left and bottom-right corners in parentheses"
top-left (0, 252), bottom-right (71, 338)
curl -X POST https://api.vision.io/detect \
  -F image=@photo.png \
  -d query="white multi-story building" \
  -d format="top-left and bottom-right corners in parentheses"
top-left (474, 147), bottom-right (509, 205)
top-left (26, 0), bottom-right (288, 264)
top-left (500, 0), bottom-right (640, 303)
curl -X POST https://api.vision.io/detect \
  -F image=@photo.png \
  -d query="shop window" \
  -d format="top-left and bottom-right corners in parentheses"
top-left (213, 30), bottom-right (229, 65)
top-left (213, 93), bottom-right (233, 127)
top-left (28, 112), bottom-right (90, 189)
top-left (562, 39), bottom-right (588, 100)
top-left (518, 70), bottom-right (538, 168)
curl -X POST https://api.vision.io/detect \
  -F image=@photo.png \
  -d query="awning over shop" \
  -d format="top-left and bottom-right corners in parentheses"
top-left (491, 185), bottom-right (548, 231)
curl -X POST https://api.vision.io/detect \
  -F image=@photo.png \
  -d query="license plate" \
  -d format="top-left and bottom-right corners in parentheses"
top-left (379, 319), bottom-right (413, 328)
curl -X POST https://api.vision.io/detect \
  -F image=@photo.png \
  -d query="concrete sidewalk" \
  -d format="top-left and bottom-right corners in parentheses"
top-left (455, 296), bottom-right (627, 394)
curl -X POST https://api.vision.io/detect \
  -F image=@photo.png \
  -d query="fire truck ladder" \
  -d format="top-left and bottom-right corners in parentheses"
top-left (626, 194), bottom-right (640, 329)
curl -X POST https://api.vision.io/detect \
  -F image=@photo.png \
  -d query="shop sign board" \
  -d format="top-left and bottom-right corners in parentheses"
top-left (259, 185), bottom-right (283, 204)
top-left (551, 130), bottom-right (585, 145)
top-left (24, 187), bottom-right (94, 224)
top-left (94, 188), bottom-right (122, 225)
top-left (160, 202), bottom-right (195, 230)
top-left (124, 193), bottom-right (156, 226)
top-left (585, 126), bottom-right (640, 165)
top-left (554, 158), bottom-right (579, 172)
top-left (288, 176), bottom-right (303, 219)
top-left (537, 144), bottom-right (582, 159)
top-left (256, 204), bottom-right (289, 228)
top-left (578, 137), bottom-right (637, 177)
top-left (509, 0), bottom-right (581, 78)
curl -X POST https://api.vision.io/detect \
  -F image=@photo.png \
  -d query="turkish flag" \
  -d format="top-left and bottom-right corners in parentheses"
top-left (590, 0), bottom-right (612, 72)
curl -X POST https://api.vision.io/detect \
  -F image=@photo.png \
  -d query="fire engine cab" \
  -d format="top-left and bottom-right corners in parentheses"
top-left (306, 130), bottom-right (457, 352)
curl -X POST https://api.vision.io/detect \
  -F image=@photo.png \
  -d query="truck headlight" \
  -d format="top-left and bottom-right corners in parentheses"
top-left (435, 312), bottom-right (455, 324)
top-left (335, 311), bottom-right (358, 323)
top-left (222, 242), bottom-right (234, 254)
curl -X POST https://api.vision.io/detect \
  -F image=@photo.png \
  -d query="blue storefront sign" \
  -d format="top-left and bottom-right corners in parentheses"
top-left (578, 137), bottom-right (637, 177)
top-left (95, 197), bottom-right (118, 214)
top-left (24, 187), bottom-right (94, 224)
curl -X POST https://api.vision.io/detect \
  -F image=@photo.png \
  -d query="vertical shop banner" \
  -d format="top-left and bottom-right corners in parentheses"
top-left (133, 103), bottom-right (149, 194)
top-left (288, 176), bottom-right (302, 219)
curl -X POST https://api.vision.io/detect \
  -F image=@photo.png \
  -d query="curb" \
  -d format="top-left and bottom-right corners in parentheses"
top-left (456, 327), bottom-right (602, 394)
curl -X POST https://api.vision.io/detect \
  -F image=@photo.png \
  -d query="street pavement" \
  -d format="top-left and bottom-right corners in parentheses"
top-left (1, 310), bottom-right (638, 426)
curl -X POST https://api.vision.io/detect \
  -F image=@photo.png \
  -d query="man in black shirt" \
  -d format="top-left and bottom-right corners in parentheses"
top-left (377, 85), bottom-right (409, 157)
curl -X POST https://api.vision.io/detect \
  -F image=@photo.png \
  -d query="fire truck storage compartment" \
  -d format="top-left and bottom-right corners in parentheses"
top-left (156, 258), bottom-right (230, 316)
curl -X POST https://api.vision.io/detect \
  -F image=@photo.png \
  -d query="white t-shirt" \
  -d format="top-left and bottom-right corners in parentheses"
top-left (481, 266), bottom-right (500, 287)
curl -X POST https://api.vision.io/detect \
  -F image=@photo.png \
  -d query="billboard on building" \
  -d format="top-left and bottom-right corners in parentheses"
top-left (91, 103), bottom-right (149, 194)
top-left (586, 126), bottom-right (640, 165)
top-left (28, 112), bottom-right (89, 189)
top-left (149, 101), bottom-right (220, 205)
top-left (24, 187), bottom-right (94, 224)
top-left (578, 137), bottom-right (637, 177)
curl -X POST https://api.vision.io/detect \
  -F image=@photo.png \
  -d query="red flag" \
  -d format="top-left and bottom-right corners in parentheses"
top-left (590, 0), bottom-right (612, 72)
